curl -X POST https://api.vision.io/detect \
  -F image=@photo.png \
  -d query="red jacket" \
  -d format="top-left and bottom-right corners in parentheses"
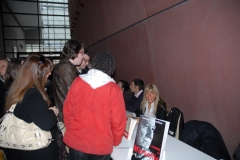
top-left (63, 76), bottom-right (126, 155)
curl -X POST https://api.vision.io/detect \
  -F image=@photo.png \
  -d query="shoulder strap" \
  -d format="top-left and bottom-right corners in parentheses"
top-left (8, 104), bottom-right (17, 113)
top-left (0, 104), bottom-right (16, 123)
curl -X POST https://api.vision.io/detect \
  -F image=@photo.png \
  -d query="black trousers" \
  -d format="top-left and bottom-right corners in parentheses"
top-left (57, 131), bottom-right (68, 160)
top-left (69, 148), bottom-right (110, 160)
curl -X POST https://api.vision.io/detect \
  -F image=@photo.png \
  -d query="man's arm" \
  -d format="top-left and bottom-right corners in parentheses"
top-left (126, 95), bottom-right (141, 112)
top-left (63, 80), bottom-right (77, 129)
top-left (52, 62), bottom-right (78, 122)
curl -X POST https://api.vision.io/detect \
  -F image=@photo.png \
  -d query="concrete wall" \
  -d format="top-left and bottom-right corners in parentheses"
top-left (68, 0), bottom-right (240, 158)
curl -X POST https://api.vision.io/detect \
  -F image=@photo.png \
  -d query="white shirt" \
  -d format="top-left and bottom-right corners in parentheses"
top-left (0, 77), bottom-right (4, 83)
top-left (135, 90), bottom-right (143, 98)
top-left (144, 102), bottom-right (156, 118)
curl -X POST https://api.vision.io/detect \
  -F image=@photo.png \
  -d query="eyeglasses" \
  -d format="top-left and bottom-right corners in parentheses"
top-left (38, 55), bottom-right (45, 67)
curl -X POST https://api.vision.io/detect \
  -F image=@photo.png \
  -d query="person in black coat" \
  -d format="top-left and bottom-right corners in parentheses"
top-left (5, 54), bottom-right (59, 160)
top-left (0, 57), bottom-right (9, 118)
top-left (4, 58), bottom-right (22, 91)
top-left (140, 84), bottom-right (167, 120)
top-left (118, 80), bottom-right (134, 105)
top-left (126, 79), bottom-right (144, 117)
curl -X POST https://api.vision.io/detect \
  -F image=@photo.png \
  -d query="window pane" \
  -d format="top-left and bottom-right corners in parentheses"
top-left (4, 27), bottom-right (24, 39)
top-left (39, 0), bottom-right (68, 3)
top-left (66, 34), bottom-right (70, 39)
top-left (3, 14), bottom-right (38, 27)
top-left (3, 0), bottom-right (70, 54)
top-left (2, 1), bottom-right (38, 14)
top-left (40, 3), bottom-right (68, 16)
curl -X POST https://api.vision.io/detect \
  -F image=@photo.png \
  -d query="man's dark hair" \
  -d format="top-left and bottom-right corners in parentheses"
top-left (62, 40), bottom-right (86, 60)
top-left (92, 52), bottom-right (115, 76)
top-left (133, 79), bottom-right (144, 90)
top-left (119, 80), bottom-right (130, 91)
top-left (84, 51), bottom-right (91, 59)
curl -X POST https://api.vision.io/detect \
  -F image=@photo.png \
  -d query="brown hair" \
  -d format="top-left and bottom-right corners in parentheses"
top-left (5, 53), bottom-right (53, 111)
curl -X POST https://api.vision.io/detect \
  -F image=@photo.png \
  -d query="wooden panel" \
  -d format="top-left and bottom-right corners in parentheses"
top-left (147, 0), bottom-right (240, 157)
top-left (108, 22), bottom-right (153, 84)
top-left (143, 0), bottom-right (184, 17)
top-left (102, 0), bottom-right (145, 35)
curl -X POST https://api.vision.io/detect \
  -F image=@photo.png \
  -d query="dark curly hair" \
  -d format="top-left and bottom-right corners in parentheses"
top-left (5, 58), bottom-right (22, 88)
top-left (62, 40), bottom-right (86, 60)
top-left (119, 80), bottom-right (130, 91)
top-left (92, 52), bottom-right (115, 76)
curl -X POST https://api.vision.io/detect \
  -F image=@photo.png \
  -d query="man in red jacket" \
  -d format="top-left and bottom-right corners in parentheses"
top-left (63, 52), bottom-right (126, 160)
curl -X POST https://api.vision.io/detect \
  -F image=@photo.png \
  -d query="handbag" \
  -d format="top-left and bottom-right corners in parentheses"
top-left (0, 104), bottom-right (52, 150)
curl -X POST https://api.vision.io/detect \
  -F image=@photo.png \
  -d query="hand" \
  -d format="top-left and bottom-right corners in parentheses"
top-left (49, 106), bottom-right (59, 116)
top-left (127, 114), bottom-right (133, 118)
top-left (133, 117), bottom-right (140, 124)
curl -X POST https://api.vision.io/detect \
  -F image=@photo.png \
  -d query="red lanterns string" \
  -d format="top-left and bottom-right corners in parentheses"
top-left (71, 1), bottom-right (84, 37)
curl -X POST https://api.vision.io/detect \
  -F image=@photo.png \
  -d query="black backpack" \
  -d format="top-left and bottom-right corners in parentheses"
top-left (234, 143), bottom-right (240, 160)
top-left (166, 107), bottom-right (184, 139)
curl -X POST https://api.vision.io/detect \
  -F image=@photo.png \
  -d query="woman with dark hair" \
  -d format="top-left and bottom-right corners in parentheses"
top-left (5, 58), bottom-right (22, 90)
top-left (0, 57), bottom-right (10, 118)
top-left (140, 84), bottom-right (168, 120)
top-left (118, 80), bottom-right (130, 91)
top-left (5, 54), bottom-right (59, 160)
top-left (118, 80), bottom-right (134, 106)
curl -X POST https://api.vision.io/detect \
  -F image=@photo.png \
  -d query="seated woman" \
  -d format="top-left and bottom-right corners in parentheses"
top-left (118, 80), bottom-right (134, 104)
top-left (140, 84), bottom-right (168, 120)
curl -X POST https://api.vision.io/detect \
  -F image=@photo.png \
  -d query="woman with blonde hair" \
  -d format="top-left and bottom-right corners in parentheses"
top-left (140, 84), bottom-right (167, 120)
top-left (5, 54), bottom-right (59, 160)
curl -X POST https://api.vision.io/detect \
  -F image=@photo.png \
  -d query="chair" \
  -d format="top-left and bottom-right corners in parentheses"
top-left (166, 107), bottom-right (184, 139)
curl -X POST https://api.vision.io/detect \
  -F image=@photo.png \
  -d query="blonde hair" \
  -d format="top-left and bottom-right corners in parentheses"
top-left (5, 53), bottom-right (53, 111)
top-left (140, 84), bottom-right (159, 115)
top-left (140, 84), bottom-right (167, 116)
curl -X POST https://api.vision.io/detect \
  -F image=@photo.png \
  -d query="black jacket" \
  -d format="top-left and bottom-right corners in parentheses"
top-left (126, 92), bottom-right (144, 117)
top-left (0, 80), bottom-right (7, 118)
top-left (140, 103), bottom-right (167, 120)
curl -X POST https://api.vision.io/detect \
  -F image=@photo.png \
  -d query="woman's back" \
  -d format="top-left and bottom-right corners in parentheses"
top-left (7, 86), bottom-right (58, 160)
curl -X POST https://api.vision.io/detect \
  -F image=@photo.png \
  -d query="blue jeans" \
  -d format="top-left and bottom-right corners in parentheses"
top-left (69, 148), bottom-right (110, 160)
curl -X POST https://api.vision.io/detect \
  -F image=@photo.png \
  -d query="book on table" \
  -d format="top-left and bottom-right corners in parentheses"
top-left (124, 117), bottom-right (138, 140)
top-left (131, 115), bottom-right (170, 160)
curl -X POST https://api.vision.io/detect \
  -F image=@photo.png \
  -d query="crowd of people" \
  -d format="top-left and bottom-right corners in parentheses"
top-left (0, 39), bottom-right (169, 160)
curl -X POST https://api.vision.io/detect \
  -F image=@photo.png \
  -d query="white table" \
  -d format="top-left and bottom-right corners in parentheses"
top-left (111, 130), bottom-right (215, 160)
